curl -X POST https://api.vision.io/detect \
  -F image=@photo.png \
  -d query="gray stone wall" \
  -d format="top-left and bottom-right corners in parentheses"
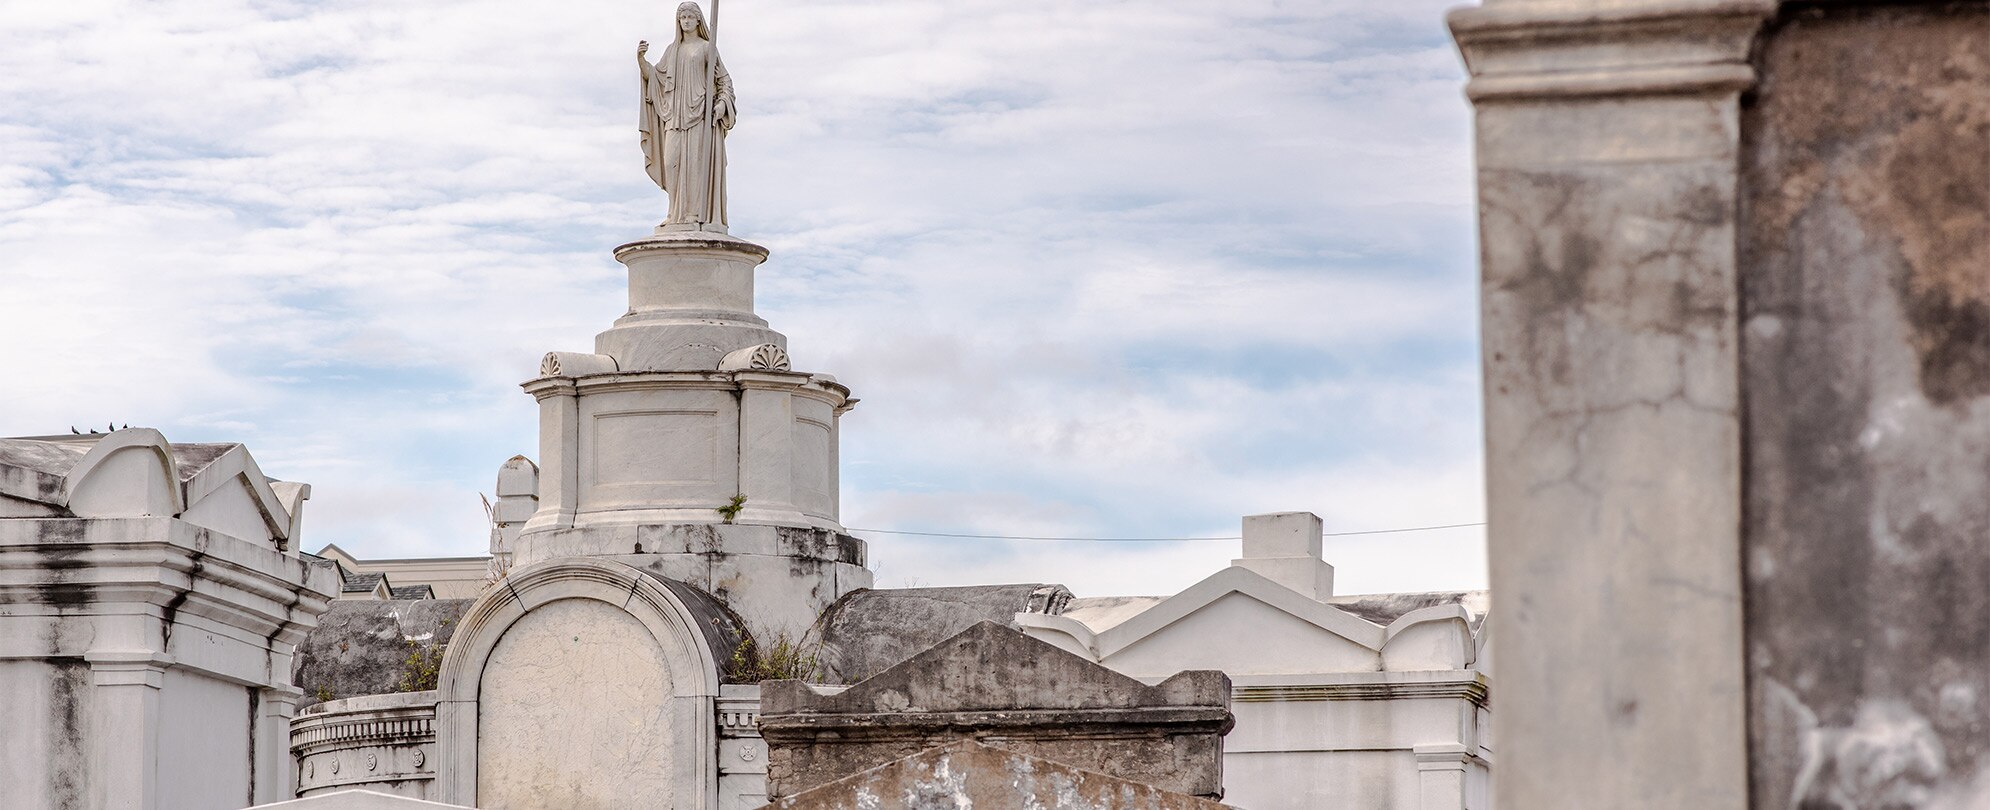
top-left (292, 599), bottom-right (472, 708)
top-left (1739, 3), bottom-right (1990, 806)
top-left (759, 622), bottom-right (1232, 801)
top-left (770, 741), bottom-right (1231, 810)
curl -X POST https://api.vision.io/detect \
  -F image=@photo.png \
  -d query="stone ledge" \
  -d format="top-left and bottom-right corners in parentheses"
top-left (612, 231), bottom-right (770, 262)
top-left (1450, 0), bottom-right (1775, 101)
top-left (759, 706), bottom-right (1235, 741)
top-left (1230, 671), bottom-right (1491, 706)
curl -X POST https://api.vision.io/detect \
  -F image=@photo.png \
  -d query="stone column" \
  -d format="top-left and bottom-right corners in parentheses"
top-left (1447, 1), bottom-right (1773, 808)
top-left (1413, 744), bottom-right (1476, 810)
top-left (522, 376), bottom-right (581, 534)
top-left (1453, 0), bottom-right (1990, 806)
top-left (86, 652), bottom-right (168, 810)
top-left (735, 378), bottom-right (800, 526)
top-left (254, 686), bottom-right (302, 805)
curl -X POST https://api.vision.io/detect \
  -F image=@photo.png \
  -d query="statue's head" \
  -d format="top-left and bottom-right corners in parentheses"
top-left (675, 2), bottom-right (710, 40)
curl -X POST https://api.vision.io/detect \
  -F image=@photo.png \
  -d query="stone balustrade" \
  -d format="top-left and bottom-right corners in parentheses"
top-left (292, 691), bottom-right (440, 801)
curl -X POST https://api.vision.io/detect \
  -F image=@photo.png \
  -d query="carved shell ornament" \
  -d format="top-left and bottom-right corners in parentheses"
top-left (540, 352), bottom-right (563, 376)
top-left (719, 343), bottom-right (791, 372)
top-left (749, 344), bottom-right (791, 371)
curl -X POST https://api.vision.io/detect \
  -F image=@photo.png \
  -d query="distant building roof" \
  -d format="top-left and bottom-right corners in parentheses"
top-left (341, 572), bottom-right (386, 594)
top-left (1057, 589), bottom-right (1491, 635)
top-left (389, 584), bottom-right (434, 600)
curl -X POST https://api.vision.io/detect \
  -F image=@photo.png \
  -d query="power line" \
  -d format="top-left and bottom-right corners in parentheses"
top-left (1326, 521), bottom-right (1484, 537)
top-left (848, 521), bottom-right (1485, 543)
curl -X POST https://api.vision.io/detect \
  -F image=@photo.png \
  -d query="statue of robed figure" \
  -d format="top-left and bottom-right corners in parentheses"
top-left (638, 2), bottom-right (736, 232)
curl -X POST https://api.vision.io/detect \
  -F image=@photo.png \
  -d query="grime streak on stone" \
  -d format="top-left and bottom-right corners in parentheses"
top-left (1738, 3), bottom-right (1990, 805)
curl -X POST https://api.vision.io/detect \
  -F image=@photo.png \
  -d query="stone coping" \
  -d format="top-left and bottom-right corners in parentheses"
top-left (613, 230), bottom-right (770, 261)
top-left (758, 706), bottom-right (1235, 742)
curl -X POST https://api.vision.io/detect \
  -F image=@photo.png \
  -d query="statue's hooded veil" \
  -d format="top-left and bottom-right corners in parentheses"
top-left (673, 2), bottom-right (711, 42)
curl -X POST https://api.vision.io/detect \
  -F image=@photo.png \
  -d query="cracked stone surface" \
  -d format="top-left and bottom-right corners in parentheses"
top-left (1475, 100), bottom-right (1750, 809)
top-left (474, 598), bottom-right (677, 809)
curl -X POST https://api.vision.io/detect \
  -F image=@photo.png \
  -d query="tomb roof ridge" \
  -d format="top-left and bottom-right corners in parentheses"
top-left (769, 620), bottom-right (1227, 715)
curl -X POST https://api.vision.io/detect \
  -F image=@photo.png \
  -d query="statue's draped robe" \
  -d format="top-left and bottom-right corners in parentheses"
top-left (639, 36), bottom-right (733, 229)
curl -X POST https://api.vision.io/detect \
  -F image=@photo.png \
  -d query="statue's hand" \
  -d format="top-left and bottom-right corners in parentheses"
top-left (637, 40), bottom-right (649, 57)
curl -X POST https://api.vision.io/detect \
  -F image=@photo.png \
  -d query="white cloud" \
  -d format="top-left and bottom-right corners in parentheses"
top-left (0, 0), bottom-right (1486, 595)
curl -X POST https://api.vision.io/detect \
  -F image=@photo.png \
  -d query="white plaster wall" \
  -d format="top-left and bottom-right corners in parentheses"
top-left (158, 668), bottom-right (253, 810)
top-left (180, 481), bottom-right (275, 546)
top-left (789, 397), bottom-right (835, 521)
top-left (1228, 696), bottom-right (1472, 753)
top-left (66, 445), bottom-right (178, 517)
top-left (1221, 690), bottom-right (1487, 810)
top-left (1226, 750), bottom-right (1418, 809)
top-left (579, 390), bottom-right (739, 515)
top-left (0, 660), bottom-right (90, 809)
top-left (1103, 593), bottom-right (1378, 676)
top-left (789, 418), bottom-right (831, 518)
top-left (475, 598), bottom-right (676, 809)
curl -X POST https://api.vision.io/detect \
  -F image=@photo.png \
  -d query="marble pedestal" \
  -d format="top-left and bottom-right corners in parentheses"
top-left (517, 230), bottom-right (870, 641)
top-left (598, 232), bottom-right (787, 372)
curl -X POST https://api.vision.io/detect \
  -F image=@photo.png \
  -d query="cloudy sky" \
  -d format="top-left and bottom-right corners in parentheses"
top-left (0, 0), bottom-right (1485, 598)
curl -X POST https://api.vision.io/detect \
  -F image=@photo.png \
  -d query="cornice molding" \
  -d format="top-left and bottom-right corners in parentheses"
top-left (758, 706), bottom-right (1234, 744)
top-left (1232, 672), bottom-right (1491, 707)
top-left (523, 369), bottom-right (850, 405)
top-left (0, 519), bottom-right (336, 649)
top-left (1449, 0), bottom-right (1777, 101)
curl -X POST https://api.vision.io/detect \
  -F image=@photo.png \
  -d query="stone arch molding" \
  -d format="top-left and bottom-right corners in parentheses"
top-left (433, 556), bottom-right (722, 808)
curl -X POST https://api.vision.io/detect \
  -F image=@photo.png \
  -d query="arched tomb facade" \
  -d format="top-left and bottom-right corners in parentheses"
top-left (432, 557), bottom-right (741, 809)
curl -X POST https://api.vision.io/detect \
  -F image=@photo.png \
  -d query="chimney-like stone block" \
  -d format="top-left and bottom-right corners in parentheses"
top-left (1233, 511), bottom-right (1333, 599)
top-left (1239, 511), bottom-right (1323, 559)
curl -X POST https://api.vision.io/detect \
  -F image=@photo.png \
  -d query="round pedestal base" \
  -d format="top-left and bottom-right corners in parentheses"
top-left (601, 231), bottom-right (782, 371)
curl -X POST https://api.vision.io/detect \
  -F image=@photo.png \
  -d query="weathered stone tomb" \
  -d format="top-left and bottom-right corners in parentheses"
top-left (758, 621), bottom-right (1234, 801)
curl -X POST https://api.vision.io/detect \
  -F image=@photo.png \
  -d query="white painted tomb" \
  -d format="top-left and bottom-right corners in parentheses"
top-left (0, 429), bottom-right (338, 810)
top-left (1019, 512), bottom-right (1493, 810)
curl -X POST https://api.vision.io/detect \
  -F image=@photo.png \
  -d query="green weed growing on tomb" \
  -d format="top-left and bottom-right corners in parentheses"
top-left (397, 638), bottom-right (446, 692)
top-left (716, 494), bottom-right (748, 524)
top-left (726, 632), bottom-right (821, 683)
top-left (312, 684), bottom-right (335, 704)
